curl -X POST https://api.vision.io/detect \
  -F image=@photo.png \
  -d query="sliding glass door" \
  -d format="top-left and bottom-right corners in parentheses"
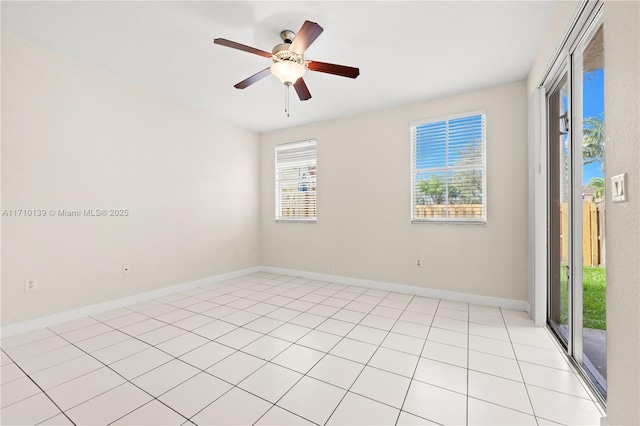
top-left (546, 13), bottom-right (606, 402)
top-left (548, 72), bottom-right (570, 348)
top-left (574, 22), bottom-right (606, 399)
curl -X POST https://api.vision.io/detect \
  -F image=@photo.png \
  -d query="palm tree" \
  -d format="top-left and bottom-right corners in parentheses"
top-left (583, 116), bottom-right (605, 173)
top-left (587, 176), bottom-right (605, 200)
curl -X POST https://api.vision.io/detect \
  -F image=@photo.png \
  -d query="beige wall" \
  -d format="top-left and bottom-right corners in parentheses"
top-left (603, 1), bottom-right (640, 423)
top-left (1, 34), bottom-right (260, 324)
top-left (260, 81), bottom-right (529, 303)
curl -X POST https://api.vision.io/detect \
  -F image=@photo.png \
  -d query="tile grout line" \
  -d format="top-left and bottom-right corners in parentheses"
top-left (454, 311), bottom-right (563, 420)
top-left (45, 327), bottom-right (193, 425)
top-left (247, 279), bottom-right (402, 425)
top-left (2, 350), bottom-right (78, 426)
top-left (186, 274), bottom-right (348, 425)
top-left (500, 307), bottom-right (539, 424)
top-left (430, 309), bottom-right (551, 420)
top-left (107, 275), bottom-right (319, 424)
top-left (392, 297), bottom-right (442, 426)
top-left (162, 274), bottom-right (354, 424)
top-left (270, 280), bottom-right (431, 424)
top-left (314, 289), bottom-right (415, 426)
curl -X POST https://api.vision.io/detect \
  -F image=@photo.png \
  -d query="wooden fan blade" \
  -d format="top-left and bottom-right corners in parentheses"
top-left (213, 38), bottom-right (272, 58)
top-left (308, 61), bottom-right (360, 79)
top-left (293, 78), bottom-right (312, 101)
top-left (234, 68), bottom-right (272, 89)
top-left (290, 21), bottom-right (324, 54)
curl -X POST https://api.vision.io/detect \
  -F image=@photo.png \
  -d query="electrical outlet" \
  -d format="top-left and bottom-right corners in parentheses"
top-left (122, 265), bottom-right (129, 275)
top-left (24, 278), bottom-right (38, 292)
top-left (416, 259), bottom-right (422, 267)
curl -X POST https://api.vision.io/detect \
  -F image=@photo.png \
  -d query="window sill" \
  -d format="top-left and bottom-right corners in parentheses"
top-left (276, 219), bottom-right (317, 224)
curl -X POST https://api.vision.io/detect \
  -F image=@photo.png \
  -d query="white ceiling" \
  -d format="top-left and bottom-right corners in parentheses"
top-left (2, 1), bottom-right (556, 132)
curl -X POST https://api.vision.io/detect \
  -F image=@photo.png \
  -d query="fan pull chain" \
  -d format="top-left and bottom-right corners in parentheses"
top-left (284, 84), bottom-right (290, 117)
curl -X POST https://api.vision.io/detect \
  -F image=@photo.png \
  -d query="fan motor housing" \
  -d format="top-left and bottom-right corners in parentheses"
top-left (272, 43), bottom-right (292, 54)
top-left (272, 44), bottom-right (305, 65)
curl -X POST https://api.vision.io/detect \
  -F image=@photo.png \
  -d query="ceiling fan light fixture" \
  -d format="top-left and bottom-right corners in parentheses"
top-left (214, 20), bottom-right (359, 107)
top-left (271, 60), bottom-right (305, 85)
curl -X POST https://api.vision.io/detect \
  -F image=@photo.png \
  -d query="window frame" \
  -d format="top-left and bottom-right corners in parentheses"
top-left (275, 139), bottom-right (317, 223)
top-left (410, 110), bottom-right (487, 224)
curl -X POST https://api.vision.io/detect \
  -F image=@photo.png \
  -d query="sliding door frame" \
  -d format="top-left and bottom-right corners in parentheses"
top-left (571, 8), bottom-right (606, 396)
top-left (534, 0), bottom-right (606, 407)
top-left (546, 66), bottom-right (573, 354)
top-left (538, 0), bottom-right (605, 406)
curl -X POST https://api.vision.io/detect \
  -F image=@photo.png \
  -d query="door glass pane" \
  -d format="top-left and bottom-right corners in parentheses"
top-left (580, 25), bottom-right (606, 398)
top-left (548, 75), bottom-right (570, 345)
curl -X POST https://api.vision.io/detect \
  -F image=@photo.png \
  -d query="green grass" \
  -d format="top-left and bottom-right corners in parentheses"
top-left (560, 265), bottom-right (606, 330)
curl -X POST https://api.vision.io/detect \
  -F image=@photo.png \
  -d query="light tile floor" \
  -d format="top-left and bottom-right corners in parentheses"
top-left (1, 273), bottom-right (605, 425)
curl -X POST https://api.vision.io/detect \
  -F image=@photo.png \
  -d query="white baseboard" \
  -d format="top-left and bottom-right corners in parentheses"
top-left (261, 266), bottom-right (530, 312)
top-left (2, 264), bottom-right (530, 338)
top-left (1, 266), bottom-right (261, 338)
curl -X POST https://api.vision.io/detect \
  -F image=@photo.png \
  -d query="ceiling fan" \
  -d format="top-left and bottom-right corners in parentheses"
top-left (213, 20), bottom-right (360, 103)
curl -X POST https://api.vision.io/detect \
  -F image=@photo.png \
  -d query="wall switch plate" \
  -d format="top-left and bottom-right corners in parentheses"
top-left (611, 173), bottom-right (627, 202)
top-left (25, 278), bottom-right (38, 291)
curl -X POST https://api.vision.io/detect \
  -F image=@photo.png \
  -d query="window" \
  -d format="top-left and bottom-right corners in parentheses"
top-left (275, 139), bottom-right (317, 221)
top-left (411, 111), bottom-right (486, 223)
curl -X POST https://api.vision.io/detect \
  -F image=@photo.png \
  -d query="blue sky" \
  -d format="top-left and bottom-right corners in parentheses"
top-left (415, 114), bottom-right (483, 170)
top-left (582, 68), bottom-right (604, 185)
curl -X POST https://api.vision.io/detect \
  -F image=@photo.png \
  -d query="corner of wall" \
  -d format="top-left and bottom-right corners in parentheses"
top-left (526, 1), bottom-right (582, 95)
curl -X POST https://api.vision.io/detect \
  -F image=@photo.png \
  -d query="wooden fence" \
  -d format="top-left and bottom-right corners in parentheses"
top-left (415, 204), bottom-right (484, 219)
top-left (281, 190), bottom-right (316, 219)
top-left (560, 201), bottom-right (606, 267)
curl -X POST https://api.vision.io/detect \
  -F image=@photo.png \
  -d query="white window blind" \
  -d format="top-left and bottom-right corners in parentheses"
top-left (275, 139), bottom-right (317, 221)
top-left (411, 112), bottom-right (486, 223)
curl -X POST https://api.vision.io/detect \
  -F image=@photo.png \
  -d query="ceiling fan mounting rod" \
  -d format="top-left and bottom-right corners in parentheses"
top-left (280, 30), bottom-right (296, 44)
